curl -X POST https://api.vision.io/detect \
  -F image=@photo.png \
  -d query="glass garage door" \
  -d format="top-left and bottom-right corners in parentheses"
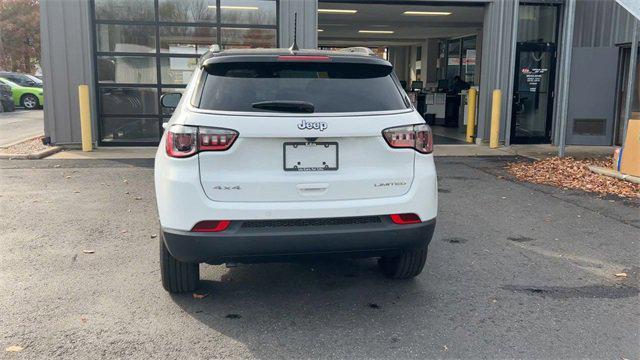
top-left (92, 0), bottom-right (279, 145)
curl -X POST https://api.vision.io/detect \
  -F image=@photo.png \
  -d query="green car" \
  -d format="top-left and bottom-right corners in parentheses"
top-left (0, 77), bottom-right (44, 110)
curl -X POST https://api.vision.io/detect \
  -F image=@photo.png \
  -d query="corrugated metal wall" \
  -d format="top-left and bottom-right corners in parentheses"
top-left (280, 0), bottom-right (318, 49)
top-left (40, 0), bottom-right (95, 145)
top-left (573, 0), bottom-right (636, 47)
top-left (477, 0), bottom-right (518, 143)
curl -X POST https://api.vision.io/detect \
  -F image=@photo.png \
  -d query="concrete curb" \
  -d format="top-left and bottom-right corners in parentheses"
top-left (0, 146), bottom-right (62, 160)
top-left (588, 165), bottom-right (640, 184)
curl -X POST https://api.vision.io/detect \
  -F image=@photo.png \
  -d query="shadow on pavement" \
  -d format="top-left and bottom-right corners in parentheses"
top-left (170, 258), bottom-right (430, 358)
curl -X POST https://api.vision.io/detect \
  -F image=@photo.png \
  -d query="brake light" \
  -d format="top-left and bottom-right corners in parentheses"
top-left (191, 220), bottom-right (231, 232)
top-left (390, 213), bottom-right (421, 225)
top-left (166, 125), bottom-right (238, 158)
top-left (277, 55), bottom-right (331, 62)
top-left (382, 124), bottom-right (433, 154)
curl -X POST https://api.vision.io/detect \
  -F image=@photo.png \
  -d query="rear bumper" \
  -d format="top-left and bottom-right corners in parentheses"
top-left (163, 217), bottom-right (436, 264)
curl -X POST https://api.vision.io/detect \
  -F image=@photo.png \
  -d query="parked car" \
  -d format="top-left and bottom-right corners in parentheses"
top-left (0, 71), bottom-right (43, 88)
top-left (155, 47), bottom-right (437, 293)
top-left (0, 83), bottom-right (15, 112)
top-left (0, 77), bottom-right (44, 110)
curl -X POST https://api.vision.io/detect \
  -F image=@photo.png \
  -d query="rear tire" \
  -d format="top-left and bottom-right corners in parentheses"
top-left (379, 247), bottom-right (428, 279)
top-left (160, 231), bottom-right (199, 293)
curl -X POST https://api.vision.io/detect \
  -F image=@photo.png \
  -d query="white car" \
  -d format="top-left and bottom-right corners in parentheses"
top-left (155, 48), bottom-right (437, 293)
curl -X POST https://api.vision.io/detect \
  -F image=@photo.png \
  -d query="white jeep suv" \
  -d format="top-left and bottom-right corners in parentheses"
top-left (155, 48), bottom-right (437, 293)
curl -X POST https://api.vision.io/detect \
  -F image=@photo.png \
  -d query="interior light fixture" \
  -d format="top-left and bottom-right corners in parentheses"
top-left (317, 29), bottom-right (324, 32)
top-left (403, 11), bottom-right (452, 16)
top-left (220, 5), bottom-right (259, 10)
top-left (318, 9), bottom-right (358, 14)
top-left (358, 30), bottom-right (394, 34)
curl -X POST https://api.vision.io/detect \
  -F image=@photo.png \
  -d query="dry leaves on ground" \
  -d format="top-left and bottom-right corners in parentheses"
top-left (505, 157), bottom-right (640, 199)
top-left (0, 137), bottom-right (49, 155)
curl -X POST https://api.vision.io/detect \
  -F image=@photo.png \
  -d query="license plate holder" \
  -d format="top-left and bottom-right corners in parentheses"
top-left (283, 142), bottom-right (338, 171)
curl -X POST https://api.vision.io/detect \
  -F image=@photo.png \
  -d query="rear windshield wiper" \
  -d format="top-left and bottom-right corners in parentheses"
top-left (252, 100), bottom-right (315, 113)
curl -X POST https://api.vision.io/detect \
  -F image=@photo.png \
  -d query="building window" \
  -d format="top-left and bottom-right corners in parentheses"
top-left (220, 0), bottom-right (277, 25)
top-left (517, 5), bottom-right (558, 44)
top-left (221, 27), bottom-right (277, 49)
top-left (158, 0), bottom-right (217, 23)
top-left (92, 0), bottom-right (279, 145)
top-left (94, 0), bottom-right (155, 21)
top-left (443, 36), bottom-right (477, 85)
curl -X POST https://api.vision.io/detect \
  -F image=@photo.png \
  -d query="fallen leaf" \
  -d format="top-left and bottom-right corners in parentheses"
top-left (614, 272), bottom-right (628, 278)
top-left (505, 157), bottom-right (640, 199)
top-left (82, 250), bottom-right (95, 254)
top-left (121, 230), bottom-right (128, 234)
top-left (65, 176), bottom-right (71, 179)
top-left (53, 164), bottom-right (61, 168)
top-left (134, 196), bottom-right (143, 200)
top-left (5, 345), bottom-right (23, 352)
top-left (193, 293), bottom-right (208, 299)
top-left (81, 317), bottom-right (88, 323)
top-left (150, 234), bottom-right (157, 239)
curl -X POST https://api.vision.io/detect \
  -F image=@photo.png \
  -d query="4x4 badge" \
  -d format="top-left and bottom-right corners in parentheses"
top-left (297, 120), bottom-right (327, 131)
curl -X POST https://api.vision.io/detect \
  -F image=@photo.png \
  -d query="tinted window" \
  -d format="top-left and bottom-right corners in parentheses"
top-left (198, 62), bottom-right (407, 113)
top-left (3, 74), bottom-right (38, 87)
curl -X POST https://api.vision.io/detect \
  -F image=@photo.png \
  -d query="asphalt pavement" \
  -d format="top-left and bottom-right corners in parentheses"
top-left (0, 109), bottom-right (44, 147)
top-left (0, 156), bottom-right (638, 359)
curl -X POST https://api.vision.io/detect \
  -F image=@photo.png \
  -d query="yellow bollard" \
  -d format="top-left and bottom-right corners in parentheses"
top-left (466, 88), bottom-right (477, 143)
top-left (489, 89), bottom-right (502, 149)
top-left (78, 85), bottom-right (92, 152)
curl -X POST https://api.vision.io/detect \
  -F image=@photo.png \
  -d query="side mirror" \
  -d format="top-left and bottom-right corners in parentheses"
top-left (160, 93), bottom-right (182, 109)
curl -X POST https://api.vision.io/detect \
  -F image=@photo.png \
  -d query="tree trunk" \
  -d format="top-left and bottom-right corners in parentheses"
top-left (23, 52), bottom-right (31, 73)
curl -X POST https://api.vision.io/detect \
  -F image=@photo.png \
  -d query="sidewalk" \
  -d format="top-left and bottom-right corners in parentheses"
top-left (44, 144), bottom-right (614, 160)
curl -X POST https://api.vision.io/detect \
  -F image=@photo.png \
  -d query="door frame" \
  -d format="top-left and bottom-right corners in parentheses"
top-left (510, 42), bottom-right (557, 144)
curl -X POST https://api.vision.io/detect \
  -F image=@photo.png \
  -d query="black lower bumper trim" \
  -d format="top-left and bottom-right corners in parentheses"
top-left (162, 217), bottom-right (436, 264)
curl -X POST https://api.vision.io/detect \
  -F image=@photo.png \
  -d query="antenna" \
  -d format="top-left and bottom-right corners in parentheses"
top-left (289, 13), bottom-right (299, 51)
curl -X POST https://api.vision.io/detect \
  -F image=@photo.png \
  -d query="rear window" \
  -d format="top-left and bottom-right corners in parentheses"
top-left (197, 61), bottom-right (408, 113)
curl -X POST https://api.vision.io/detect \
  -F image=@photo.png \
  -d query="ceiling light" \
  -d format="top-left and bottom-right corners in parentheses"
top-left (318, 9), bottom-right (358, 14)
top-left (220, 5), bottom-right (259, 10)
top-left (403, 11), bottom-right (452, 16)
top-left (359, 30), bottom-right (394, 34)
top-left (317, 29), bottom-right (324, 32)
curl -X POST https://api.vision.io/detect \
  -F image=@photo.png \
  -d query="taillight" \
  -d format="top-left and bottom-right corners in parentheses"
top-left (390, 213), bottom-right (421, 224)
top-left (382, 124), bottom-right (433, 154)
top-left (166, 125), bottom-right (197, 158)
top-left (191, 220), bottom-right (231, 232)
top-left (198, 127), bottom-right (238, 151)
top-left (166, 125), bottom-right (238, 158)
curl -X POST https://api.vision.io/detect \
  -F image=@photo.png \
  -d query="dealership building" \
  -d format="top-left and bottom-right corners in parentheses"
top-left (40, 0), bottom-right (639, 148)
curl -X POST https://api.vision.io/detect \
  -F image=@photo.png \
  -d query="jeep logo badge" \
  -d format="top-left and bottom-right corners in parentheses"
top-left (297, 120), bottom-right (327, 131)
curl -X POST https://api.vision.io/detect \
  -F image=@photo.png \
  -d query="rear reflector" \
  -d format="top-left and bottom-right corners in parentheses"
top-left (191, 220), bottom-right (231, 232)
top-left (277, 55), bottom-right (331, 62)
top-left (390, 213), bottom-right (421, 225)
